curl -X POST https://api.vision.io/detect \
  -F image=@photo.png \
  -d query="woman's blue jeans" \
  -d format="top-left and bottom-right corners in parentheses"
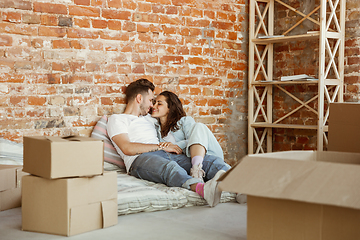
top-left (129, 150), bottom-right (230, 189)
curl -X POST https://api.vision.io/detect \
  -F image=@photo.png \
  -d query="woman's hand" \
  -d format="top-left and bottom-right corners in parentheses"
top-left (158, 142), bottom-right (183, 154)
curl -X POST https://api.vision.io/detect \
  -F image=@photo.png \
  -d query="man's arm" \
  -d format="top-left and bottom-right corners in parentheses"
top-left (112, 133), bottom-right (182, 155)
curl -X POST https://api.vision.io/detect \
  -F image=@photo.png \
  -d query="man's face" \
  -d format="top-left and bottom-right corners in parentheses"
top-left (139, 89), bottom-right (154, 116)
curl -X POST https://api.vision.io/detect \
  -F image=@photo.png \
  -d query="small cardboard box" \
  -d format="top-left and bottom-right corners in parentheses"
top-left (23, 136), bottom-right (104, 179)
top-left (328, 102), bottom-right (360, 153)
top-left (22, 171), bottom-right (118, 236)
top-left (0, 165), bottom-right (28, 211)
top-left (219, 151), bottom-right (360, 240)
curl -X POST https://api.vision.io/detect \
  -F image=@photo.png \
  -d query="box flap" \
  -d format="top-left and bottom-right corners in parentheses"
top-left (219, 151), bottom-right (360, 210)
top-left (101, 199), bottom-right (118, 228)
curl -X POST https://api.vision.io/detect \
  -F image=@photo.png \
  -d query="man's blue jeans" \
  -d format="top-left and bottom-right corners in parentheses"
top-left (129, 150), bottom-right (230, 189)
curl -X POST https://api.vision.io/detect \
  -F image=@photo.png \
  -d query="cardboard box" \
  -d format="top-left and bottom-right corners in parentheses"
top-left (23, 136), bottom-right (104, 179)
top-left (0, 165), bottom-right (28, 211)
top-left (22, 171), bottom-right (118, 236)
top-left (219, 151), bottom-right (360, 240)
top-left (328, 102), bottom-right (360, 153)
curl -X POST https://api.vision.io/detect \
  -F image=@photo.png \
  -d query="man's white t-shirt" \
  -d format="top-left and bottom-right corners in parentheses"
top-left (107, 114), bottom-right (159, 172)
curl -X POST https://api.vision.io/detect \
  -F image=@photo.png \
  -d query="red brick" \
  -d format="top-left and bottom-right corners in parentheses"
top-left (133, 13), bottom-right (159, 23)
top-left (22, 13), bottom-right (41, 24)
top-left (123, 0), bottom-right (137, 10)
top-left (163, 25), bottom-right (177, 34)
top-left (208, 99), bottom-right (227, 107)
top-left (132, 53), bottom-right (158, 63)
top-left (0, 0), bottom-right (32, 10)
top-left (172, 0), bottom-right (195, 6)
top-left (74, 0), bottom-right (91, 5)
top-left (69, 5), bottom-right (100, 17)
top-left (100, 31), bottom-right (130, 41)
top-left (160, 56), bottom-right (184, 64)
top-left (190, 8), bottom-right (203, 18)
top-left (0, 73), bottom-right (25, 83)
top-left (0, 35), bottom-right (12, 46)
top-left (186, 19), bottom-right (210, 27)
top-left (34, 2), bottom-right (67, 14)
top-left (108, 20), bottom-right (122, 30)
top-left (68, 28), bottom-right (99, 39)
top-left (39, 26), bottom-right (66, 37)
top-left (132, 64), bottom-right (145, 73)
top-left (159, 15), bottom-right (182, 25)
top-left (0, 22), bottom-right (37, 36)
top-left (186, 57), bottom-right (209, 65)
top-left (179, 77), bottom-right (198, 85)
top-left (145, 0), bottom-right (171, 4)
top-left (74, 17), bottom-right (91, 28)
top-left (103, 9), bottom-right (131, 20)
top-left (52, 62), bottom-right (70, 71)
top-left (138, 2), bottom-right (152, 12)
top-left (2, 11), bottom-right (22, 23)
top-left (28, 96), bottom-right (46, 106)
top-left (0, 59), bottom-right (14, 68)
top-left (145, 65), bottom-right (162, 74)
top-left (107, 0), bottom-right (122, 8)
top-left (92, 19), bottom-right (107, 28)
top-left (89, 41), bottom-right (103, 50)
top-left (91, 0), bottom-right (106, 7)
top-left (10, 96), bottom-right (27, 106)
top-left (166, 6), bottom-right (178, 14)
top-left (118, 64), bottom-right (131, 74)
top-left (153, 5), bottom-right (165, 13)
top-left (53, 39), bottom-right (70, 49)
top-left (41, 15), bottom-right (58, 26)
top-left (70, 40), bottom-right (86, 49)
top-left (123, 21), bottom-right (136, 31)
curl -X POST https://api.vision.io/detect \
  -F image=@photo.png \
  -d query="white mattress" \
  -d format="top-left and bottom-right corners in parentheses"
top-left (0, 138), bottom-right (236, 215)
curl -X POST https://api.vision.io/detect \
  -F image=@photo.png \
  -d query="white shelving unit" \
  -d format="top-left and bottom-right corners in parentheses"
top-left (248, 0), bottom-right (345, 154)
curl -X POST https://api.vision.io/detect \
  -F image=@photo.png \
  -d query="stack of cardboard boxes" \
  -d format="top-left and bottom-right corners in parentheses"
top-left (21, 136), bottom-right (118, 236)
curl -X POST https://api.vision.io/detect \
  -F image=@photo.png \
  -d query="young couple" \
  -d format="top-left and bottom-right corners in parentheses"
top-left (107, 79), bottom-right (231, 207)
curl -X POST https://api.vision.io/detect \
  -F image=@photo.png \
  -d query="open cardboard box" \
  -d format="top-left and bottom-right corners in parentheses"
top-left (0, 165), bottom-right (28, 211)
top-left (23, 136), bottom-right (104, 179)
top-left (219, 150), bottom-right (360, 240)
top-left (328, 102), bottom-right (360, 153)
top-left (22, 171), bottom-right (118, 236)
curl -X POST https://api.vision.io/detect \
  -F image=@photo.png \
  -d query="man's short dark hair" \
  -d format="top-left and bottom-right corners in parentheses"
top-left (125, 78), bottom-right (155, 103)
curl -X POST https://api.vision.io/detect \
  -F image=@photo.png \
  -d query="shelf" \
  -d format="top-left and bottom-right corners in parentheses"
top-left (252, 80), bottom-right (318, 86)
top-left (253, 32), bottom-right (320, 44)
top-left (251, 79), bottom-right (343, 86)
top-left (251, 123), bottom-right (328, 132)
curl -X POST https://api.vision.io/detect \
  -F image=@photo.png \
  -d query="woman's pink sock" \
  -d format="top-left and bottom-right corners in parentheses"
top-left (195, 183), bottom-right (205, 198)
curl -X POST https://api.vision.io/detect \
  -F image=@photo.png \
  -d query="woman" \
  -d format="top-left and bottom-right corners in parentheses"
top-left (151, 91), bottom-right (228, 182)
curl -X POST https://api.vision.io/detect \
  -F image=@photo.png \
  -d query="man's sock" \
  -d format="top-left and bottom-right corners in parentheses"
top-left (191, 156), bottom-right (204, 167)
top-left (195, 183), bottom-right (205, 198)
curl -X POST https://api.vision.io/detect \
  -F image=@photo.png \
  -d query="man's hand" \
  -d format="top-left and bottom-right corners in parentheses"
top-left (158, 142), bottom-right (182, 154)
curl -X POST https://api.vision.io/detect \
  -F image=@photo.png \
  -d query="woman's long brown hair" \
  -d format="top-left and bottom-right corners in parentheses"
top-left (158, 91), bottom-right (186, 138)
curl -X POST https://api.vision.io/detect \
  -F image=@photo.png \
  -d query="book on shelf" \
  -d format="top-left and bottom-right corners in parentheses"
top-left (280, 74), bottom-right (317, 81)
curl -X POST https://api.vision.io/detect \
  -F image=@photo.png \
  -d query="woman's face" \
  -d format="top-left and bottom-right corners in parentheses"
top-left (151, 95), bottom-right (169, 119)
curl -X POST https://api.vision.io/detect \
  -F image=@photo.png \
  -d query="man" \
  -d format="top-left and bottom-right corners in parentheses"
top-left (107, 79), bottom-right (230, 207)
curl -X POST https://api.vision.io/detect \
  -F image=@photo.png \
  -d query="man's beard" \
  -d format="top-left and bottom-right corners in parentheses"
top-left (139, 103), bottom-right (148, 116)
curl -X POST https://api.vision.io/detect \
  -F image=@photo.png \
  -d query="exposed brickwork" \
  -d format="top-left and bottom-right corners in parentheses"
top-left (0, 0), bottom-right (248, 165)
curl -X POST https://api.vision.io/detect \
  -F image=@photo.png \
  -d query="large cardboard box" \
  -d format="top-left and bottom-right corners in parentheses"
top-left (22, 171), bottom-right (118, 236)
top-left (23, 136), bottom-right (104, 179)
top-left (328, 102), bottom-right (360, 153)
top-left (0, 165), bottom-right (28, 211)
top-left (219, 151), bottom-right (360, 240)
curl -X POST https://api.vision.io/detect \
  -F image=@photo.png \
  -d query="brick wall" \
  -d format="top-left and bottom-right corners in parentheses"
top-left (0, 0), bottom-right (248, 165)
